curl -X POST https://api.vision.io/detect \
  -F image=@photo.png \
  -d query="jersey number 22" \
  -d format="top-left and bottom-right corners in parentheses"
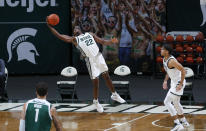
top-left (85, 39), bottom-right (94, 46)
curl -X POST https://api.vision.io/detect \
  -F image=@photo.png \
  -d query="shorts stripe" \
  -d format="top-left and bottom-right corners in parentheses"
top-left (170, 92), bottom-right (181, 96)
top-left (85, 57), bottom-right (93, 79)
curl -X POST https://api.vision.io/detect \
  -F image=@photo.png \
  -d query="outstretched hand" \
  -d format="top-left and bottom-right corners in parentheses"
top-left (46, 16), bottom-right (50, 26)
top-left (111, 37), bottom-right (118, 44)
top-left (46, 16), bottom-right (52, 27)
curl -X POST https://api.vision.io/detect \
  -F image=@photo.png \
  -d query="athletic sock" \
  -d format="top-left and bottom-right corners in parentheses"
top-left (174, 119), bottom-right (180, 124)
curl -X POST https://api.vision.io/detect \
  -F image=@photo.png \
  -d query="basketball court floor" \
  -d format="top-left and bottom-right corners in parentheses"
top-left (0, 103), bottom-right (205, 131)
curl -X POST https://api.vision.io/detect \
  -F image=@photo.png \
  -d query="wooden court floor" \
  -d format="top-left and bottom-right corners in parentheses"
top-left (0, 112), bottom-right (206, 131)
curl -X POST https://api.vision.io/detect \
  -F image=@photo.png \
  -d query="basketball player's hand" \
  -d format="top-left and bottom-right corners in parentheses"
top-left (163, 81), bottom-right (168, 90)
top-left (111, 37), bottom-right (118, 44)
top-left (176, 85), bottom-right (182, 92)
top-left (46, 17), bottom-right (50, 26)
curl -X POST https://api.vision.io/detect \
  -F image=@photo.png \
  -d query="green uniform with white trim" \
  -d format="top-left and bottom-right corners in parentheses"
top-left (25, 98), bottom-right (52, 131)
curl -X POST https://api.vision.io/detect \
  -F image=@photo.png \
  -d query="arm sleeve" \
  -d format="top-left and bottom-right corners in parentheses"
top-left (19, 119), bottom-right (25, 131)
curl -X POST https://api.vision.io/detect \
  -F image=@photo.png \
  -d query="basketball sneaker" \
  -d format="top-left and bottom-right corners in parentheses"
top-left (170, 123), bottom-right (184, 131)
top-left (111, 92), bottom-right (126, 103)
top-left (180, 119), bottom-right (190, 127)
top-left (93, 99), bottom-right (104, 113)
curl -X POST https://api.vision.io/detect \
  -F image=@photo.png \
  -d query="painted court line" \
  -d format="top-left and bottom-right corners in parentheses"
top-left (103, 114), bottom-right (151, 131)
top-left (152, 119), bottom-right (206, 130)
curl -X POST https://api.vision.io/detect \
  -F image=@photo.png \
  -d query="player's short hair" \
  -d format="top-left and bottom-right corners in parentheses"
top-left (162, 44), bottom-right (173, 54)
top-left (36, 82), bottom-right (48, 96)
top-left (74, 26), bottom-right (81, 30)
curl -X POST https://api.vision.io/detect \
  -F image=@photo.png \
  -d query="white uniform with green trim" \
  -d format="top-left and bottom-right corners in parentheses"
top-left (163, 55), bottom-right (186, 96)
top-left (75, 33), bottom-right (108, 79)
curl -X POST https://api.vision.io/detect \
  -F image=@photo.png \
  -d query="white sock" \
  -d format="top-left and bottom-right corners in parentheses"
top-left (112, 92), bottom-right (117, 95)
top-left (93, 99), bottom-right (98, 103)
top-left (180, 117), bottom-right (186, 122)
top-left (174, 119), bottom-right (180, 124)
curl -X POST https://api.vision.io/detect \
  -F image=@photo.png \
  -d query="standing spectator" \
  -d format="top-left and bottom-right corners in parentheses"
top-left (119, 4), bottom-right (135, 66)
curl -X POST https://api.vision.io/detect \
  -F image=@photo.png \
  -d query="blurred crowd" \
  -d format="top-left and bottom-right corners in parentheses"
top-left (71, 0), bottom-right (166, 72)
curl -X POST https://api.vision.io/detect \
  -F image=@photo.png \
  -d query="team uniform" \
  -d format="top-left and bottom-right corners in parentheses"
top-left (75, 32), bottom-right (108, 79)
top-left (163, 55), bottom-right (186, 96)
top-left (25, 98), bottom-right (52, 131)
top-left (163, 55), bottom-right (189, 131)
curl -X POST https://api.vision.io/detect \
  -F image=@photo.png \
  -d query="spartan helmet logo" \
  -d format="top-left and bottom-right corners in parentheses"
top-left (120, 67), bottom-right (125, 72)
top-left (7, 28), bottom-right (39, 64)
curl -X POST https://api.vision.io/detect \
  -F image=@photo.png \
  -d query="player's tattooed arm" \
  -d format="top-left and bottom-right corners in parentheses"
top-left (46, 17), bottom-right (76, 44)
top-left (51, 107), bottom-right (62, 131)
top-left (91, 32), bottom-right (118, 45)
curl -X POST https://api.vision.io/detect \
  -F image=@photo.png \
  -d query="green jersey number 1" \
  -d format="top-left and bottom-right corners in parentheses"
top-left (35, 109), bottom-right (39, 122)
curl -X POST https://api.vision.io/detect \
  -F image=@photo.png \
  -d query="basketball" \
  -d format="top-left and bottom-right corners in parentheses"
top-left (176, 46), bottom-right (183, 52)
top-left (195, 32), bottom-right (204, 42)
top-left (156, 46), bottom-right (162, 53)
top-left (186, 46), bottom-right (193, 53)
top-left (196, 57), bottom-right (203, 63)
top-left (47, 14), bottom-right (60, 26)
top-left (186, 57), bottom-right (194, 63)
top-left (191, 43), bottom-right (197, 49)
top-left (183, 44), bottom-right (189, 49)
top-left (176, 35), bottom-right (184, 42)
top-left (180, 54), bottom-right (186, 58)
top-left (186, 35), bottom-right (194, 42)
top-left (177, 56), bottom-right (184, 63)
top-left (166, 35), bottom-right (174, 42)
top-left (196, 46), bottom-right (203, 53)
top-left (187, 54), bottom-right (194, 57)
top-left (176, 44), bottom-right (181, 47)
top-left (156, 35), bottom-right (164, 42)
top-left (156, 56), bottom-right (163, 63)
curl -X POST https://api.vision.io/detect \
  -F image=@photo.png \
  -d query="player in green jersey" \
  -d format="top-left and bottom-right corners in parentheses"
top-left (19, 82), bottom-right (62, 131)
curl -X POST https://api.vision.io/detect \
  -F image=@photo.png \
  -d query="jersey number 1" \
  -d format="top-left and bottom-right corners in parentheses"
top-left (35, 109), bottom-right (39, 122)
top-left (85, 39), bottom-right (93, 46)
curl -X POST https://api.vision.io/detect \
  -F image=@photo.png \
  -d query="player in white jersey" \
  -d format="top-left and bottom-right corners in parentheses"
top-left (46, 18), bottom-right (125, 113)
top-left (161, 44), bottom-right (189, 131)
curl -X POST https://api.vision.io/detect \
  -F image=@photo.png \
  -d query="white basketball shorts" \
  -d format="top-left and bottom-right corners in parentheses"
top-left (169, 79), bottom-right (186, 96)
top-left (85, 52), bottom-right (108, 79)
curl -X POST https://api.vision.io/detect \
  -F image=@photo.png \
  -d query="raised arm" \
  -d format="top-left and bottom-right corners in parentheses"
top-left (46, 18), bottom-right (75, 44)
top-left (91, 32), bottom-right (118, 45)
top-left (125, 15), bottom-right (137, 35)
top-left (51, 107), bottom-right (62, 131)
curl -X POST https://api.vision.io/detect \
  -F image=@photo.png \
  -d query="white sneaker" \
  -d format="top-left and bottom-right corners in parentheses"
top-left (170, 123), bottom-right (184, 131)
top-left (181, 120), bottom-right (190, 127)
top-left (111, 92), bottom-right (126, 103)
top-left (93, 100), bottom-right (104, 113)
